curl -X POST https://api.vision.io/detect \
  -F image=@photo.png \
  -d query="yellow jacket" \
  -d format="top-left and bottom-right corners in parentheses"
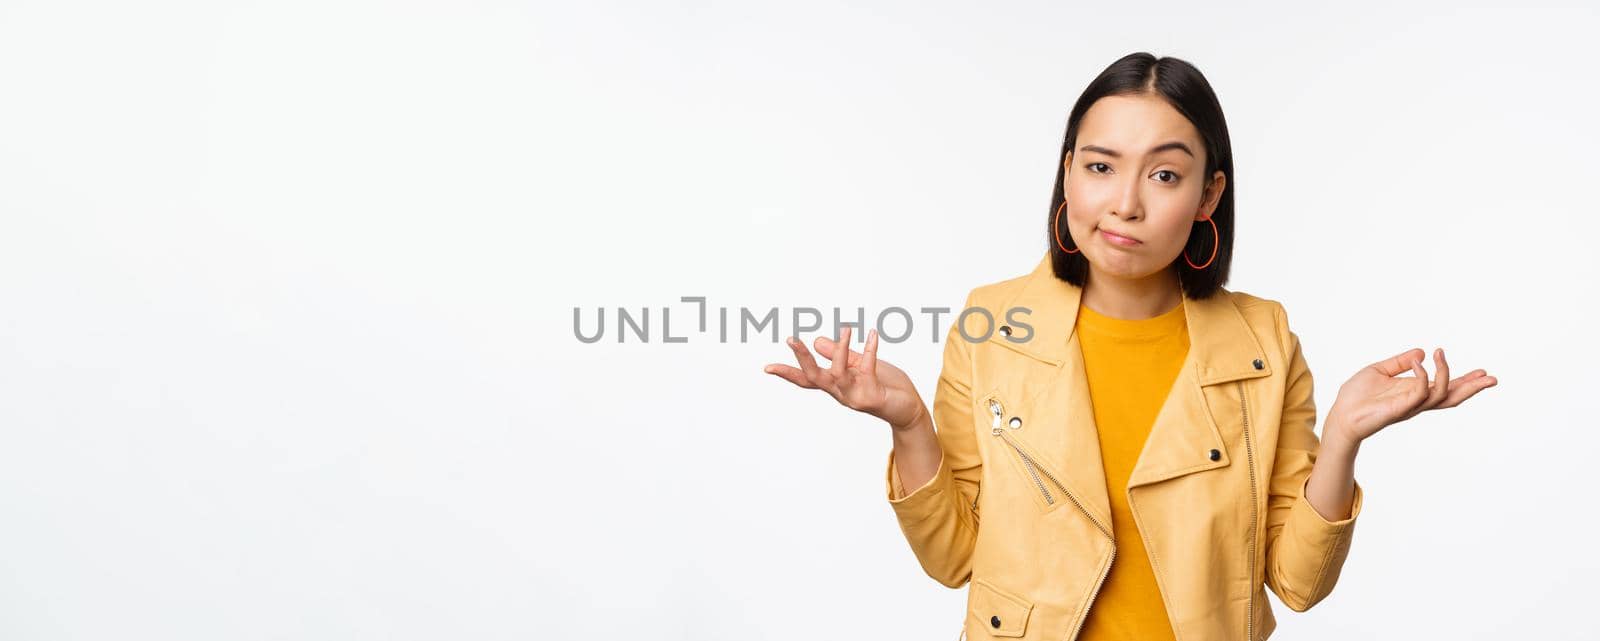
top-left (887, 253), bottom-right (1364, 641)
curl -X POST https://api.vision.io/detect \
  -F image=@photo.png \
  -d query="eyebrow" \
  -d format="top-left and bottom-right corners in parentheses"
top-left (1078, 141), bottom-right (1194, 159)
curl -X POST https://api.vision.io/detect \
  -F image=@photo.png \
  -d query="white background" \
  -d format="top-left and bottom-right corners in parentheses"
top-left (2, 1), bottom-right (1597, 639)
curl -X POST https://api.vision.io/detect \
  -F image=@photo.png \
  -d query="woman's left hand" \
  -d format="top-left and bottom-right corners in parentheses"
top-left (1325, 347), bottom-right (1498, 444)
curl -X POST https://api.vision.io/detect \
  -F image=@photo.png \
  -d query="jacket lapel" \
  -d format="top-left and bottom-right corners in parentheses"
top-left (992, 254), bottom-right (1275, 526)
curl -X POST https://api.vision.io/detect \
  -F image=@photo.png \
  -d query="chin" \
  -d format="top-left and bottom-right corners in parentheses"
top-left (1089, 258), bottom-right (1170, 281)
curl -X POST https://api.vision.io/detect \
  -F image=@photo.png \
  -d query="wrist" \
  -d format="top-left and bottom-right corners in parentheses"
top-left (1321, 417), bottom-right (1363, 454)
top-left (889, 401), bottom-right (930, 434)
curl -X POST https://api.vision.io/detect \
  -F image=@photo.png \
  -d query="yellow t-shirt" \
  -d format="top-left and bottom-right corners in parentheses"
top-left (1075, 297), bottom-right (1188, 641)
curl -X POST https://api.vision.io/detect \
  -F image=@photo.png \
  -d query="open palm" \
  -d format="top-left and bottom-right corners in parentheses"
top-left (763, 327), bottom-right (926, 431)
top-left (1327, 347), bottom-right (1498, 443)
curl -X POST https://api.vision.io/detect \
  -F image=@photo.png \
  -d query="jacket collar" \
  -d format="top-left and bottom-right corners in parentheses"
top-left (990, 253), bottom-right (1275, 525)
top-left (997, 253), bottom-right (1271, 386)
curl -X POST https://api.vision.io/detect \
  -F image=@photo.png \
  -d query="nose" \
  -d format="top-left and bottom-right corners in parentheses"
top-left (1114, 174), bottom-right (1143, 221)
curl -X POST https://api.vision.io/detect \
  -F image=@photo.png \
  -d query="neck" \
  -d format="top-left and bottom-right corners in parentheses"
top-left (1082, 266), bottom-right (1183, 320)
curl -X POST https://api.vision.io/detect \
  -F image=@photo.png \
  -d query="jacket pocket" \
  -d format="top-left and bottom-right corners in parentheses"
top-left (967, 578), bottom-right (1033, 638)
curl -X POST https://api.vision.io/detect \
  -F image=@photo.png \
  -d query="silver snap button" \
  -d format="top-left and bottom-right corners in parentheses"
top-left (1008, 416), bottom-right (1022, 429)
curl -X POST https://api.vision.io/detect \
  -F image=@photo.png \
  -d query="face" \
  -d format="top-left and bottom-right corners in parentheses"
top-left (1061, 93), bottom-right (1226, 282)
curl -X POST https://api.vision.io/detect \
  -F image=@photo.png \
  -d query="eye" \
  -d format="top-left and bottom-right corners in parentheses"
top-left (1085, 162), bottom-right (1111, 174)
top-left (1153, 170), bottom-right (1180, 184)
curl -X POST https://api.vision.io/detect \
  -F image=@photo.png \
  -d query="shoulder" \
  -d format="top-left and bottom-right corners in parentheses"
top-left (965, 270), bottom-right (1034, 308)
top-left (1222, 288), bottom-right (1297, 353)
top-left (1225, 288), bottom-right (1281, 319)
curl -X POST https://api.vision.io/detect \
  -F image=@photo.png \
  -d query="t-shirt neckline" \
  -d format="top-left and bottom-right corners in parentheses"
top-left (1076, 298), bottom-right (1187, 340)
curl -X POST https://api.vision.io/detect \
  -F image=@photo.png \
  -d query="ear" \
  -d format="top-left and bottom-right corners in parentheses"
top-left (1198, 169), bottom-right (1226, 220)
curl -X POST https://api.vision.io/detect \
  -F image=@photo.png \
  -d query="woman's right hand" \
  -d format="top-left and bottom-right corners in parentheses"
top-left (763, 327), bottom-right (927, 432)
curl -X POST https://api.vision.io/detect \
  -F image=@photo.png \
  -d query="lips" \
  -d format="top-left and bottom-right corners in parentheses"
top-left (1099, 228), bottom-right (1141, 245)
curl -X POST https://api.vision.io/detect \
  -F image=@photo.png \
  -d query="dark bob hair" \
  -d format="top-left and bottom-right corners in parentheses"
top-left (1049, 52), bottom-right (1235, 300)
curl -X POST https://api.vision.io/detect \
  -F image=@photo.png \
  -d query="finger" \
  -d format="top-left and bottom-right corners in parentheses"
top-left (1445, 369), bottom-right (1488, 392)
top-left (813, 336), bottom-right (865, 368)
top-left (1408, 358), bottom-right (1431, 406)
top-left (1370, 348), bottom-right (1426, 377)
top-left (1438, 370), bottom-right (1497, 408)
top-left (1425, 348), bottom-right (1450, 409)
top-left (763, 363), bottom-right (817, 389)
top-left (829, 326), bottom-right (853, 378)
top-left (787, 335), bottom-right (826, 384)
top-left (1439, 369), bottom-right (1486, 398)
top-left (862, 329), bottom-right (879, 378)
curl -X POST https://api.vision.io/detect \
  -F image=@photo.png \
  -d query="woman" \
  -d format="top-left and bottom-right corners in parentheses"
top-left (763, 52), bottom-right (1496, 641)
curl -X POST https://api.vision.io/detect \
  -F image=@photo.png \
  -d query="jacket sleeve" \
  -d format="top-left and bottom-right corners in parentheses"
top-left (1262, 302), bottom-right (1365, 612)
top-left (883, 290), bottom-right (982, 589)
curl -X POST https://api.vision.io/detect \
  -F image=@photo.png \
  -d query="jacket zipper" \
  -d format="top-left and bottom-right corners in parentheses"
top-left (1238, 380), bottom-right (1259, 641)
top-left (988, 419), bottom-right (1115, 641)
